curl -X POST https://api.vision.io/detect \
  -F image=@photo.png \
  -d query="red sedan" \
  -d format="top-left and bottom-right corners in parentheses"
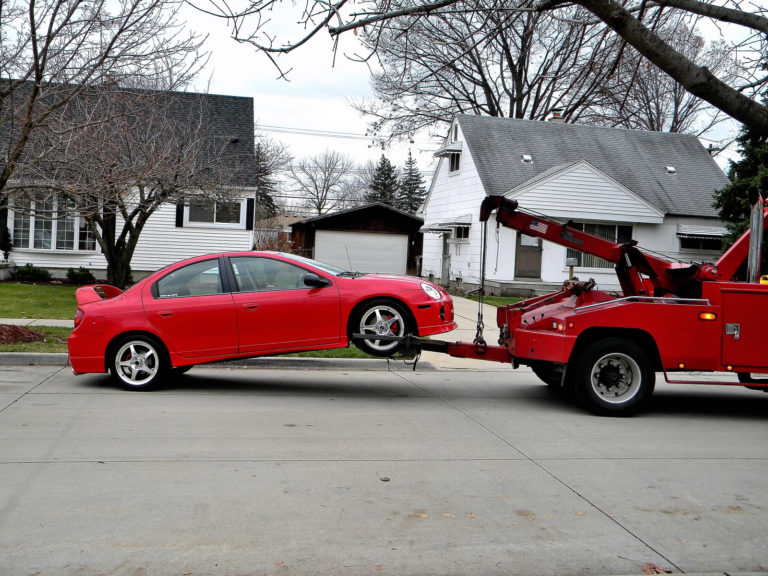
top-left (68, 251), bottom-right (456, 389)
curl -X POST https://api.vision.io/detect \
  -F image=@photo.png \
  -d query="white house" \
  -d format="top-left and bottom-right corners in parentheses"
top-left (421, 115), bottom-right (731, 295)
top-left (2, 90), bottom-right (259, 279)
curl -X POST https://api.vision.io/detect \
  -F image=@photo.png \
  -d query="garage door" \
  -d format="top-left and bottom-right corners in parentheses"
top-left (314, 231), bottom-right (408, 274)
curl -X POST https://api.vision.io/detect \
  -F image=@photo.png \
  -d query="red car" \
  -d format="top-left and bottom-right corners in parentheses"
top-left (68, 251), bottom-right (456, 389)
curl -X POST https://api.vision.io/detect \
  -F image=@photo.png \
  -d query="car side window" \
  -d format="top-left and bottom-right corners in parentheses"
top-left (155, 260), bottom-right (224, 298)
top-left (230, 257), bottom-right (308, 292)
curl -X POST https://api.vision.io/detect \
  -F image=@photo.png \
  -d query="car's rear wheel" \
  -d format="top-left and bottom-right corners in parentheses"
top-left (110, 335), bottom-right (167, 390)
top-left (352, 299), bottom-right (413, 357)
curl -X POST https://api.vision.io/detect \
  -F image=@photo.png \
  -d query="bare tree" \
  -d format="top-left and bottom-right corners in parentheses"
top-left (196, 0), bottom-right (768, 133)
top-left (12, 87), bottom-right (251, 287)
top-left (288, 150), bottom-right (361, 215)
top-left (355, 0), bottom-right (626, 139)
top-left (0, 0), bottom-right (205, 200)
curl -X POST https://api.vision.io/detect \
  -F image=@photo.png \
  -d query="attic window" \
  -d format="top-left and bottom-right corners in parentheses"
top-left (522, 154), bottom-right (533, 164)
top-left (666, 166), bottom-right (677, 174)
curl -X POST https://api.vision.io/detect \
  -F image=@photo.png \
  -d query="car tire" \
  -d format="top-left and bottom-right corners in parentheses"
top-left (110, 335), bottom-right (168, 391)
top-left (351, 299), bottom-right (413, 357)
top-left (573, 338), bottom-right (655, 416)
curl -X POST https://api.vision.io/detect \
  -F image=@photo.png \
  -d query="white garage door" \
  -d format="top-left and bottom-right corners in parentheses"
top-left (314, 231), bottom-right (408, 274)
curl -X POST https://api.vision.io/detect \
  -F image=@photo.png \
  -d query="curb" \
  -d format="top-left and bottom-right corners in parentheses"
top-left (0, 353), bottom-right (435, 372)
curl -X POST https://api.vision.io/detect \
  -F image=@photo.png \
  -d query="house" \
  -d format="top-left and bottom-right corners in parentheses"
top-left (421, 115), bottom-right (731, 295)
top-left (291, 203), bottom-right (424, 275)
top-left (2, 88), bottom-right (258, 279)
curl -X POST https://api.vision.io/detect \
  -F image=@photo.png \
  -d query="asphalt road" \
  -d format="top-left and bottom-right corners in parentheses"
top-left (1, 361), bottom-right (767, 576)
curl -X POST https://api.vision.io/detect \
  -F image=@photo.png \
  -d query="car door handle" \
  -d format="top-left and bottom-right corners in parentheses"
top-left (157, 310), bottom-right (173, 318)
top-left (241, 303), bottom-right (260, 310)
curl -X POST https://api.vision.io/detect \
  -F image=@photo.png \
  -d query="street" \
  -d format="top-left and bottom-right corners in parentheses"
top-left (1, 361), bottom-right (767, 575)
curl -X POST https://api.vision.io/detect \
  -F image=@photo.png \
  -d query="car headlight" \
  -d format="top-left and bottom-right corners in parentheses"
top-left (421, 282), bottom-right (442, 301)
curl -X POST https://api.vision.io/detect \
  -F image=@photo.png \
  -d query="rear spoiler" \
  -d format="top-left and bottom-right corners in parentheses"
top-left (75, 284), bottom-right (123, 306)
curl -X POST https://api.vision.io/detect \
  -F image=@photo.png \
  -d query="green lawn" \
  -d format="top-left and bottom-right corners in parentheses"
top-left (0, 282), bottom-right (78, 319)
top-left (463, 293), bottom-right (522, 307)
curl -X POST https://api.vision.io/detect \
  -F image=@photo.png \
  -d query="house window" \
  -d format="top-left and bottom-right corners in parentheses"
top-left (680, 236), bottom-right (722, 251)
top-left (12, 194), bottom-right (96, 252)
top-left (449, 153), bottom-right (460, 173)
top-left (185, 199), bottom-right (245, 228)
top-left (454, 226), bottom-right (470, 241)
top-left (566, 222), bottom-right (632, 269)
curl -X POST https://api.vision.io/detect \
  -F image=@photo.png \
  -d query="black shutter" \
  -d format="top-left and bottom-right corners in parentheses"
top-left (175, 204), bottom-right (184, 227)
top-left (245, 198), bottom-right (255, 230)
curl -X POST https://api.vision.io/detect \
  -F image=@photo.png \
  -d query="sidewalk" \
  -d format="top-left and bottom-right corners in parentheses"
top-left (0, 318), bottom-right (73, 327)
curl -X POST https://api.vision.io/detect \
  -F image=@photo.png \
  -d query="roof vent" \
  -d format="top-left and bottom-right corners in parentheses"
top-left (666, 166), bottom-right (677, 174)
top-left (522, 154), bottom-right (533, 164)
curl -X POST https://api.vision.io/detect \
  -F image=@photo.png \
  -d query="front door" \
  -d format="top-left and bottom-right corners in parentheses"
top-left (228, 256), bottom-right (342, 353)
top-left (441, 234), bottom-right (451, 285)
top-left (515, 233), bottom-right (542, 278)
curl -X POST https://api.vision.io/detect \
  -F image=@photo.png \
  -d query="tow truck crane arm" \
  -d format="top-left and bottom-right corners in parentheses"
top-left (479, 195), bottom-right (727, 298)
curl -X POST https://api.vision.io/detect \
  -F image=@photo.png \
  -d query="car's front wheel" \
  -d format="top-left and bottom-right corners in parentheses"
top-left (110, 335), bottom-right (168, 390)
top-left (352, 299), bottom-right (413, 357)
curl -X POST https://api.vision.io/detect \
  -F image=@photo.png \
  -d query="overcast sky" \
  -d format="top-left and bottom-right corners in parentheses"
top-left (181, 5), bottom-right (738, 175)
top-left (182, 5), bottom-right (442, 176)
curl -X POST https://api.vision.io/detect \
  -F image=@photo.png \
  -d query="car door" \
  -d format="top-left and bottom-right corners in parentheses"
top-left (142, 258), bottom-right (238, 358)
top-left (227, 255), bottom-right (341, 353)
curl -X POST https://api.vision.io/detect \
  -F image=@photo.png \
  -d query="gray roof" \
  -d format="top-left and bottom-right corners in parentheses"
top-left (456, 115), bottom-right (730, 218)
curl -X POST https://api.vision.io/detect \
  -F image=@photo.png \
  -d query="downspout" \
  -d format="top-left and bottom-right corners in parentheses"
top-left (746, 188), bottom-right (763, 284)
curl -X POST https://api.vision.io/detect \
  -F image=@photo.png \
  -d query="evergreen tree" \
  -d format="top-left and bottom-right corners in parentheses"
top-left (712, 114), bottom-right (768, 274)
top-left (398, 149), bottom-right (427, 214)
top-left (365, 154), bottom-right (399, 206)
top-left (713, 122), bottom-right (768, 243)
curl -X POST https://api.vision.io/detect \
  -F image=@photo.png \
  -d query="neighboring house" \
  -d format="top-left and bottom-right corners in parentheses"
top-left (291, 203), bottom-right (424, 275)
top-left (421, 115), bottom-right (731, 295)
top-left (3, 89), bottom-right (258, 278)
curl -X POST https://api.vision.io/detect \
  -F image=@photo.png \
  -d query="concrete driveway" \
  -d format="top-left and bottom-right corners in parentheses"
top-left (1, 361), bottom-right (767, 576)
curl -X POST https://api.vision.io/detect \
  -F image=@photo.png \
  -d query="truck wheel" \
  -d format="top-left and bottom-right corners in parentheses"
top-left (574, 338), bottom-right (655, 416)
top-left (110, 335), bottom-right (168, 390)
top-left (352, 299), bottom-right (412, 357)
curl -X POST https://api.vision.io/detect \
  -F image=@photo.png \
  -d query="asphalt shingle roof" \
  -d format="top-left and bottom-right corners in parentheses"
top-left (456, 115), bottom-right (730, 218)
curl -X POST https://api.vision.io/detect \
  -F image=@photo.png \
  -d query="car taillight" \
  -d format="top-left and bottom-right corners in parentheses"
top-left (74, 308), bottom-right (84, 328)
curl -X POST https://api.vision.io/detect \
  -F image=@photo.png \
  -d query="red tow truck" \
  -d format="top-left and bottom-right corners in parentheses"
top-left (409, 194), bottom-right (768, 415)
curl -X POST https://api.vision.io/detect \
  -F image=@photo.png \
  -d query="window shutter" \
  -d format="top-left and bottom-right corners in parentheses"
top-left (246, 198), bottom-right (255, 230)
top-left (175, 204), bottom-right (184, 228)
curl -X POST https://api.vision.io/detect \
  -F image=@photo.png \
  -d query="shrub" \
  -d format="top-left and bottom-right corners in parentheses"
top-left (66, 266), bottom-right (96, 285)
top-left (11, 263), bottom-right (52, 282)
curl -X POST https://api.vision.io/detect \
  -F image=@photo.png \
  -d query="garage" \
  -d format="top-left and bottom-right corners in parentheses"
top-left (290, 203), bottom-right (424, 276)
top-left (314, 230), bottom-right (408, 274)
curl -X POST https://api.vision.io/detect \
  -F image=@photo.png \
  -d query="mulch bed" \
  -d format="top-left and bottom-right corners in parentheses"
top-left (0, 324), bottom-right (47, 345)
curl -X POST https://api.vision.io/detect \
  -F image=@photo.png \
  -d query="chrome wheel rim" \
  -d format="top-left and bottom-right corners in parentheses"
top-left (115, 340), bottom-right (159, 387)
top-left (589, 352), bottom-right (642, 404)
top-left (358, 305), bottom-right (404, 353)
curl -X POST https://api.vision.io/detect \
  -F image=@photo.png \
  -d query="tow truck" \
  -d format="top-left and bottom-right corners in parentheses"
top-left (395, 192), bottom-right (768, 415)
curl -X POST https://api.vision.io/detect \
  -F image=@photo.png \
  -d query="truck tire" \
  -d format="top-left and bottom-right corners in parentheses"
top-left (573, 338), bottom-right (655, 416)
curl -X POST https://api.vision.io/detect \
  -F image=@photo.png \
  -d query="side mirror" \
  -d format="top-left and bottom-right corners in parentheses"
top-left (302, 273), bottom-right (332, 288)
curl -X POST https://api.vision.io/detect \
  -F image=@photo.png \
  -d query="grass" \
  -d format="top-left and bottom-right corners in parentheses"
top-left (462, 293), bottom-right (522, 307)
top-left (0, 282), bottom-right (78, 319)
top-left (0, 326), bottom-right (71, 353)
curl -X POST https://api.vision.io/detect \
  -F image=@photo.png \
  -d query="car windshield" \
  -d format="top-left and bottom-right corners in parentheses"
top-left (276, 252), bottom-right (351, 276)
